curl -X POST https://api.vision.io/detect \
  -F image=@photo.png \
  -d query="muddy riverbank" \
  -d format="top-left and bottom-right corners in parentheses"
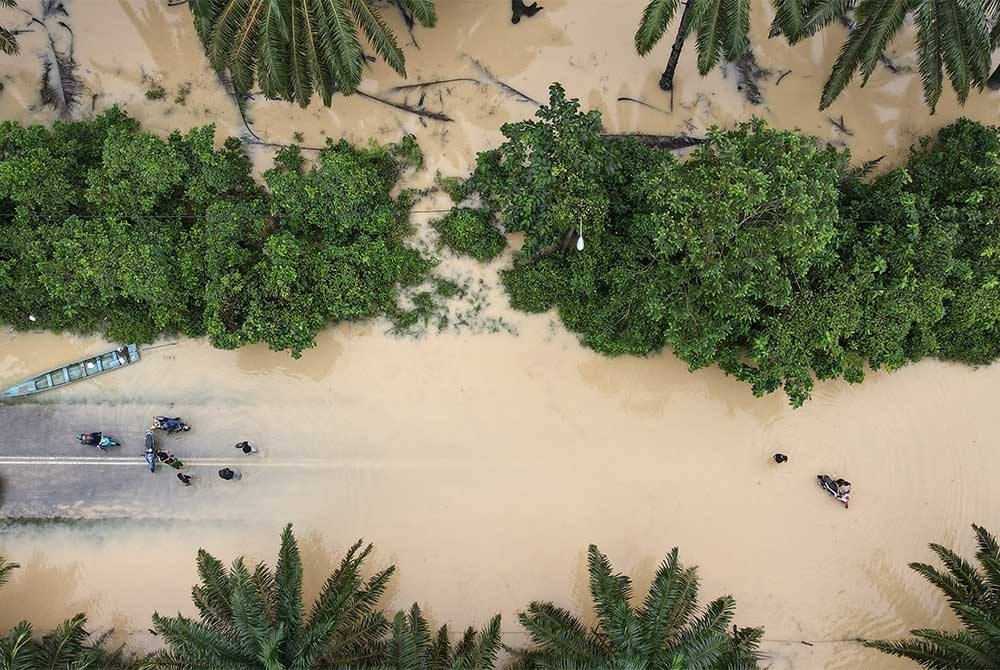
top-left (2, 1), bottom-right (1000, 668)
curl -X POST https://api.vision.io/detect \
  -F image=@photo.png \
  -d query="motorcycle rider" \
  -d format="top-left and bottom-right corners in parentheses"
top-left (77, 432), bottom-right (103, 446)
top-left (152, 416), bottom-right (188, 433)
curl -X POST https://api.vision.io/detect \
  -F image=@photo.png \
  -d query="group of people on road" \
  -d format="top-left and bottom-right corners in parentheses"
top-left (76, 415), bottom-right (258, 487)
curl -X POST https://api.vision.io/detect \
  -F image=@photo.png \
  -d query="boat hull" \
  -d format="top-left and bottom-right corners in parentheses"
top-left (2, 344), bottom-right (140, 399)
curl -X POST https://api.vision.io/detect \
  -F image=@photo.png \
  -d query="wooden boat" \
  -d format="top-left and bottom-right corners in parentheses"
top-left (2, 344), bottom-right (140, 399)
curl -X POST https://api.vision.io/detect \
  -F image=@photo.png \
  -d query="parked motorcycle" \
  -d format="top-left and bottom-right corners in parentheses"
top-left (144, 430), bottom-right (156, 473)
top-left (76, 432), bottom-right (120, 452)
top-left (150, 416), bottom-right (190, 434)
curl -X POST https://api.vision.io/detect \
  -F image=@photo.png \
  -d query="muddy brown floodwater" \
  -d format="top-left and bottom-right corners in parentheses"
top-left (2, 1), bottom-right (1000, 668)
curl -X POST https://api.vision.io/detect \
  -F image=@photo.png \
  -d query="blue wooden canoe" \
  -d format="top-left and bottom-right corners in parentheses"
top-left (2, 344), bottom-right (140, 398)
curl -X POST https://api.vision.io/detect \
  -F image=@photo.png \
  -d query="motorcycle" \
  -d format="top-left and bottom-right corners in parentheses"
top-left (76, 432), bottom-right (120, 452)
top-left (151, 416), bottom-right (190, 434)
top-left (144, 430), bottom-right (156, 473)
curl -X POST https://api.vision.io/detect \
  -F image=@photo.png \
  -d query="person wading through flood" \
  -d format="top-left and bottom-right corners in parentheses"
top-left (234, 441), bottom-right (257, 455)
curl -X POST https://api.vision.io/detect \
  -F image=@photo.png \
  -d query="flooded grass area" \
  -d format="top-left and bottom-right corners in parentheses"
top-left (2, 1), bottom-right (1000, 668)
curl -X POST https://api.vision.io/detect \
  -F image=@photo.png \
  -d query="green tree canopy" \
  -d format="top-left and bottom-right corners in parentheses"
top-left (459, 84), bottom-right (1000, 406)
top-left (0, 109), bottom-right (432, 356)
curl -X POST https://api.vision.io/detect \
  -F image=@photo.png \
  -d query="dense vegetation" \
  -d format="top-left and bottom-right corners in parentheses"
top-left (456, 84), bottom-right (1000, 406)
top-left (636, 0), bottom-right (1000, 110)
top-left (141, 526), bottom-right (755, 669)
top-left (0, 109), bottom-right (431, 356)
top-left (867, 525), bottom-right (1000, 669)
top-left (187, 0), bottom-right (436, 107)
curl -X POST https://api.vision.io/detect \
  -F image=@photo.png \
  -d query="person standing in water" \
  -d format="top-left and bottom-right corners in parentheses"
top-left (234, 441), bottom-right (257, 455)
top-left (177, 473), bottom-right (192, 486)
top-left (773, 453), bottom-right (788, 464)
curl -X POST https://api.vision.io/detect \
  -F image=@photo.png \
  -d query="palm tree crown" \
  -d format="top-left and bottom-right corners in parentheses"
top-left (512, 544), bottom-right (763, 670)
top-left (770, 0), bottom-right (1000, 111)
top-left (188, 0), bottom-right (437, 107)
top-left (635, 0), bottom-right (752, 91)
top-left (143, 524), bottom-right (395, 670)
top-left (867, 524), bottom-right (1000, 669)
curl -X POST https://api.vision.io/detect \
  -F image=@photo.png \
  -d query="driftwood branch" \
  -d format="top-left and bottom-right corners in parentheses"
top-left (827, 115), bottom-right (854, 136)
top-left (356, 90), bottom-right (453, 121)
top-left (601, 133), bottom-right (704, 151)
top-left (775, 70), bottom-right (792, 85)
top-left (389, 78), bottom-right (481, 93)
top-left (616, 97), bottom-right (670, 116)
top-left (464, 54), bottom-right (539, 105)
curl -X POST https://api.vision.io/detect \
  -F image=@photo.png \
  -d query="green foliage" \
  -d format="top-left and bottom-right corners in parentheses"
top-left (187, 0), bottom-right (437, 107)
top-left (0, 109), bottom-right (433, 357)
top-left (867, 524), bottom-right (1000, 669)
top-left (385, 604), bottom-right (501, 670)
top-left (143, 524), bottom-right (395, 670)
top-left (512, 545), bottom-right (763, 670)
top-left (462, 86), bottom-right (1000, 406)
top-left (432, 208), bottom-right (506, 262)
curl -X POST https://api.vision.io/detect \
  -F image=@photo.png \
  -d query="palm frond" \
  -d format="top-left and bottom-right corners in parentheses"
top-left (819, 0), bottom-right (908, 108)
top-left (635, 0), bottom-right (681, 55)
top-left (0, 557), bottom-right (20, 588)
top-left (915, 0), bottom-right (945, 112)
top-left (36, 612), bottom-right (90, 669)
top-left (802, 0), bottom-right (855, 37)
top-left (516, 602), bottom-right (605, 667)
top-left (638, 548), bottom-right (701, 656)
top-left (722, 0), bottom-right (751, 58)
top-left (346, 0), bottom-right (406, 76)
top-left (314, 0), bottom-right (364, 93)
top-left (229, 558), bottom-right (273, 656)
top-left (274, 523), bottom-right (304, 655)
top-left (865, 636), bottom-right (967, 668)
top-left (454, 614), bottom-right (502, 670)
top-left (0, 621), bottom-right (38, 670)
top-left (191, 549), bottom-right (235, 633)
top-left (0, 26), bottom-right (18, 56)
top-left (396, 0), bottom-right (437, 27)
top-left (386, 609), bottom-right (423, 670)
top-left (691, 0), bottom-right (727, 75)
top-left (934, 0), bottom-right (991, 104)
top-left (586, 545), bottom-right (637, 651)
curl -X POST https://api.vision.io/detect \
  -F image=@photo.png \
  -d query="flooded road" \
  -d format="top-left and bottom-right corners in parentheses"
top-left (2, 1), bottom-right (1000, 668)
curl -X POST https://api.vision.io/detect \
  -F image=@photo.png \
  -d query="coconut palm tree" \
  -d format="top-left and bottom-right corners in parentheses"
top-left (511, 545), bottom-right (763, 670)
top-left (142, 524), bottom-right (394, 670)
top-left (635, 0), bottom-right (752, 91)
top-left (867, 524), bottom-right (1000, 669)
top-left (1, 0), bottom-right (20, 56)
top-left (187, 0), bottom-right (436, 107)
top-left (384, 604), bottom-right (502, 670)
top-left (769, 0), bottom-right (1000, 111)
top-left (0, 556), bottom-right (127, 670)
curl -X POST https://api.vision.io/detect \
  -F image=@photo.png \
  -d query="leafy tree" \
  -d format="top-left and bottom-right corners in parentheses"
top-left (143, 524), bottom-right (394, 670)
top-left (867, 524), bottom-right (1000, 669)
top-left (0, 0), bottom-right (18, 56)
top-left (512, 545), bottom-right (762, 670)
top-left (635, 0), bottom-right (752, 92)
top-left (0, 556), bottom-right (127, 670)
top-left (0, 109), bottom-right (433, 356)
top-left (187, 0), bottom-right (437, 107)
top-left (384, 604), bottom-right (501, 670)
top-left (432, 208), bottom-right (506, 262)
top-left (459, 85), bottom-right (1000, 406)
top-left (769, 0), bottom-right (1000, 111)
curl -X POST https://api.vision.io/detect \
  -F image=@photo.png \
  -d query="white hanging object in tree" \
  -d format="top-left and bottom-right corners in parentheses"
top-left (576, 224), bottom-right (585, 251)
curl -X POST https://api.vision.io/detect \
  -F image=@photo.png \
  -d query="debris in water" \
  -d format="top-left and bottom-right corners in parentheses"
top-left (389, 78), bottom-right (481, 93)
top-left (731, 50), bottom-right (771, 105)
top-left (775, 70), bottom-right (792, 85)
top-left (601, 133), bottom-right (704, 151)
top-left (827, 115), bottom-right (854, 136)
top-left (464, 55), bottom-right (540, 105)
top-left (392, 0), bottom-right (420, 48)
top-left (838, 16), bottom-right (908, 74)
top-left (356, 90), bottom-right (453, 122)
top-left (512, 0), bottom-right (543, 23)
top-left (616, 96), bottom-right (670, 116)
